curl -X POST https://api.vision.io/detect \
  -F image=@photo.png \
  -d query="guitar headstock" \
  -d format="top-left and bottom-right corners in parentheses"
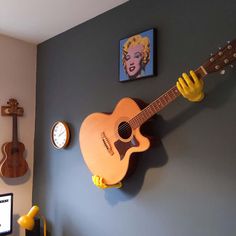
top-left (1, 98), bottom-right (24, 116)
top-left (202, 39), bottom-right (236, 74)
top-left (7, 99), bottom-right (19, 114)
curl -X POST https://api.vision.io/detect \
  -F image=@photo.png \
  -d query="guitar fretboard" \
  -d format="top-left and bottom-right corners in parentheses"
top-left (12, 114), bottom-right (18, 144)
top-left (129, 67), bottom-right (206, 129)
top-left (129, 86), bottom-right (180, 129)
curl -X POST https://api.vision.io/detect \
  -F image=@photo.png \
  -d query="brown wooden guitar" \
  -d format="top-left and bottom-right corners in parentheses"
top-left (79, 39), bottom-right (236, 185)
top-left (0, 99), bottom-right (28, 178)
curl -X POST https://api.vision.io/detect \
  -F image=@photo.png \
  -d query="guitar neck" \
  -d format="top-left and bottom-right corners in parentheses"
top-left (129, 66), bottom-right (207, 129)
top-left (12, 114), bottom-right (18, 144)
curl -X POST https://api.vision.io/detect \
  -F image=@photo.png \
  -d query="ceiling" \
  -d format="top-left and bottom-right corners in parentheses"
top-left (0, 0), bottom-right (128, 44)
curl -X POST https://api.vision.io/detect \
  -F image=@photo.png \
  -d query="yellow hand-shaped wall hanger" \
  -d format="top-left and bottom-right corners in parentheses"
top-left (92, 175), bottom-right (122, 189)
top-left (176, 70), bottom-right (204, 102)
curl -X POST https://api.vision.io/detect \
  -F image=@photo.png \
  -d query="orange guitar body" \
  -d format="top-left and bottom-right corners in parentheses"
top-left (0, 141), bottom-right (28, 178)
top-left (79, 97), bottom-right (150, 185)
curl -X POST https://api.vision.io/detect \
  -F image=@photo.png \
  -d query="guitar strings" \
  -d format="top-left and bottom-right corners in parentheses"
top-left (104, 103), bottom-right (161, 141)
top-left (104, 85), bottom-right (181, 141)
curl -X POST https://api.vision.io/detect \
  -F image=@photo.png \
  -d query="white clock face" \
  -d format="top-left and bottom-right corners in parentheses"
top-left (52, 122), bottom-right (68, 148)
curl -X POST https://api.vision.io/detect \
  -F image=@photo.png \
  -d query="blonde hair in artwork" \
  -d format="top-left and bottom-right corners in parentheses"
top-left (122, 34), bottom-right (150, 68)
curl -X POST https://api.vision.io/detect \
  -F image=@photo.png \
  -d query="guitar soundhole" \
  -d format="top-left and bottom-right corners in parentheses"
top-left (118, 122), bottom-right (132, 139)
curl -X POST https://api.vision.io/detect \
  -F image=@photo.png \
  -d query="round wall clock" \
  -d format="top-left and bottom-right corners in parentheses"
top-left (51, 121), bottom-right (70, 149)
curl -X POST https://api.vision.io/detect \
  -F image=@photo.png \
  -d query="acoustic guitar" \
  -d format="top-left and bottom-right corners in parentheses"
top-left (79, 39), bottom-right (236, 185)
top-left (0, 99), bottom-right (28, 178)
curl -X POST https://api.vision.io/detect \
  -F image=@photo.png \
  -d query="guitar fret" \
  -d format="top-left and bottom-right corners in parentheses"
top-left (130, 119), bottom-right (135, 128)
top-left (143, 112), bottom-right (148, 120)
top-left (144, 108), bottom-right (149, 118)
top-left (168, 90), bottom-right (175, 99)
top-left (150, 106), bottom-right (154, 115)
top-left (160, 96), bottom-right (167, 106)
top-left (154, 100), bottom-right (162, 110)
top-left (145, 109), bottom-right (149, 118)
top-left (142, 113), bottom-right (146, 120)
top-left (131, 119), bottom-right (137, 129)
top-left (146, 106), bottom-right (153, 117)
top-left (167, 91), bottom-right (173, 100)
top-left (136, 116), bottom-right (140, 123)
top-left (164, 94), bottom-right (170, 103)
top-left (173, 87), bottom-right (180, 96)
top-left (151, 103), bottom-right (157, 112)
top-left (150, 104), bottom-right (156, 113)
top-left (137, 115), bottom-right (142, 123)
top-left (164, 94), bottom-right (168, 102)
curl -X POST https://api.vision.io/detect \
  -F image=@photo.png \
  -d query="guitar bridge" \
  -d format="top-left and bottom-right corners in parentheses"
top-left (101, 132), bottom-right (114, 156)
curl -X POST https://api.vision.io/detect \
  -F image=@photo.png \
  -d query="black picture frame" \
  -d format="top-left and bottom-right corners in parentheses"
top-left (119, 28), bottom-right (157, 82)
top-left (0, 193), bottom-right (13, 236)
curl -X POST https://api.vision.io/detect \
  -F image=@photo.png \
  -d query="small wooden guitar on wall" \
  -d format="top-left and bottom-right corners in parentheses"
top-left (79, 39), bottom-right (236, 185)
top-left (0, 99), bottom-right (28, 178)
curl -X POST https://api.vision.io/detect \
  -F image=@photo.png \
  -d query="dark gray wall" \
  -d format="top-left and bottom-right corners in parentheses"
top-left (33, 0), bottom-right (236, 235)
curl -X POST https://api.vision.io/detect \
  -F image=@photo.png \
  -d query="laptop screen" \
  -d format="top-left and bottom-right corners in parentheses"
top-left (0, 193), bottom-right (13, 235)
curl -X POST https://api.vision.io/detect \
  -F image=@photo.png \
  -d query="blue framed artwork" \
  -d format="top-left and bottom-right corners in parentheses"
top-left (119, 28), bottom-right (157, 82)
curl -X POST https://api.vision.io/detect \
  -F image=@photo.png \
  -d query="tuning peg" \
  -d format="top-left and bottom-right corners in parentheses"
top-left (224, 59), bottom-right (229, 64)
top-left (220, 69), bottom-right (226, 75)
top-left (210, 53), bottom-right (214, 56)
top-left (218, 47), bottom-right (222, 50)
top-left (230, 64), bottom-right (234, 68)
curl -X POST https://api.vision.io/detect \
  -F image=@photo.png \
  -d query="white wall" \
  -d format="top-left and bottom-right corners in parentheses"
top-left (0, 34), bottom-right (36, 236)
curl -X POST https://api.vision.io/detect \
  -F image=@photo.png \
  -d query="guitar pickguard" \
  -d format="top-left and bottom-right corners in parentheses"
top-left (114, 136), bottom-right (139, 160)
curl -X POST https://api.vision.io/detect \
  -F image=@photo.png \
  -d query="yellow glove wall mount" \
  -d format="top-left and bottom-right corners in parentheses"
top-left (176, 70), bottom-right (205, 102)
top-left (92, 175), bottom-right (122, 189)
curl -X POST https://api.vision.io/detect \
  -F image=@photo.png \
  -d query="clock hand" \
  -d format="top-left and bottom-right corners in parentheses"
top-left (58, 131), bottom-right (65, 137)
